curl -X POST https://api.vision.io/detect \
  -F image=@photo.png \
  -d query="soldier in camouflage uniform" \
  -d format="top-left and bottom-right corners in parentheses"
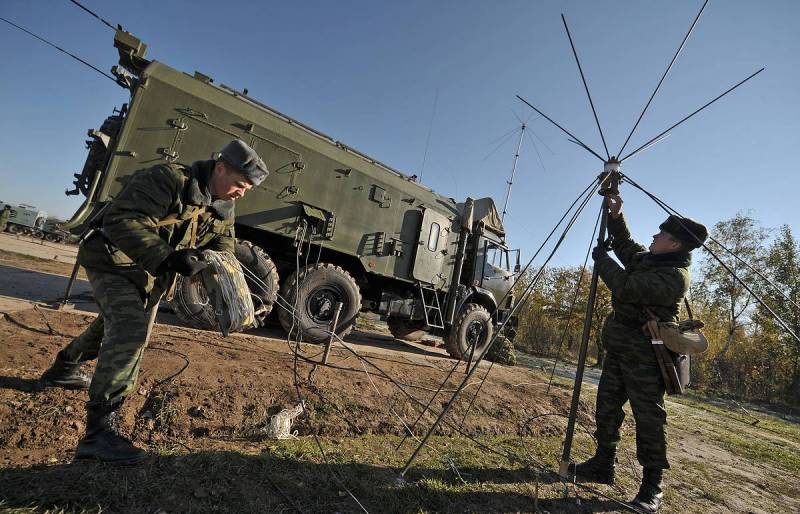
top-left (569, 193), bottom-right (707, 513)
top-left (41, 140), bottom-right (268, 464)
top-left (0, 205), bottom-right (11, 232)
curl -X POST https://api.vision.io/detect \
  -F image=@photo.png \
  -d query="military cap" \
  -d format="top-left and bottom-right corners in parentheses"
top-left (659, 215), bottom-right (708, 250)
top-left (220, 139), bottom-right (269, 186)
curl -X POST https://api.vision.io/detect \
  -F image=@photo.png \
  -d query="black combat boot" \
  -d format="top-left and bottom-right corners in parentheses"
top-left (40, 351), bottom-right (91, 390)
top-left (75, 401), bottom-right (147, 465)
top-left (631, 467), bottom-right (664, 513)
top-left (568, 445), bottom-right (616, 484)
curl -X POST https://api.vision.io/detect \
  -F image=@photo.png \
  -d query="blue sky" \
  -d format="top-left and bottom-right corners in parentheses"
top-left (1, 0), bottom-right (797, 267)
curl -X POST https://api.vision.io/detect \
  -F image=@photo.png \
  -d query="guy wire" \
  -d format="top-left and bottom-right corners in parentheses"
top-left (402, 176), bottom-right (599, 429)
top-left (546, 205), bottom-right (602, 394)
top-left (237, 268), bottom-right (640, 512)
top-left (621, 172), bottom-right (800, 346)
top-left (0, 16), bottom-right (117, 83)
top-left (459, 175), bottom-right (602, 425)
top-left (401, 176), bottom-right (603, 475)
top-left (620, 178), bottom-right (799, 313)
top-left (68, 0), bottom-right (119, 31)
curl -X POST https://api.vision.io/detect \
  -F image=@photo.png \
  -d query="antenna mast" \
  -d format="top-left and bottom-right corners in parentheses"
top-left (501, 123), bottom-right (526, 222)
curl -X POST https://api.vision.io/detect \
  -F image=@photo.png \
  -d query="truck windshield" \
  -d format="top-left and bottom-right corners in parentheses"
top-left (486, 242), bottom-right (511, 272)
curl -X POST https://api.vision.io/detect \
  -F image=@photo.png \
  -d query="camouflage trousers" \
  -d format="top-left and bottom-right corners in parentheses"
top-left (60, 268), bottom-right (163, 404)
top-left (594, 319), bottom-right (669, 469)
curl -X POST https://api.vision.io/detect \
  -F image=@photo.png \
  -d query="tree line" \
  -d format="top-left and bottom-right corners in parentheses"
top-left (513, 214), bottom-right (800, 409)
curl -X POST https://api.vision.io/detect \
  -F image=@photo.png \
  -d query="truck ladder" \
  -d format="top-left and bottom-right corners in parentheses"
top-left (418, 284), bottom-right (444, 329)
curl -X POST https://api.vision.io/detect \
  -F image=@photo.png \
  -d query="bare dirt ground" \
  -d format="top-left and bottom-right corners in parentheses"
top-left (0, 241), bottom-right (798, 513)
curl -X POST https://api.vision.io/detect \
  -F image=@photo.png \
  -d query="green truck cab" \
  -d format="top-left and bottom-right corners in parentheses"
top-left (63, 30), bottom-right (520, 360)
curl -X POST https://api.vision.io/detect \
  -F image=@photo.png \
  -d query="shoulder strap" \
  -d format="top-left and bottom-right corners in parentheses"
top-left (683, 297), bottom-right (694, 320)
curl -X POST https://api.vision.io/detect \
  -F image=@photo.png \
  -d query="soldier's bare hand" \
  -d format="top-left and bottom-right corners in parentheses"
top-left (605, 194), bottom-right (623, 219)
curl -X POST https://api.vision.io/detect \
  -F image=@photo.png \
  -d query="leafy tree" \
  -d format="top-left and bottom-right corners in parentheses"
top-left (696, 213), bottom-right (768, 370)
top-left (757, 225), bottom-right (800, 402)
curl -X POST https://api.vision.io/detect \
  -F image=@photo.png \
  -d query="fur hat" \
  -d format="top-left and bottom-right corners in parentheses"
top-left (220, 139), bottom-right (268, 186)
top-left (659, 215), bottom-right (708, 250)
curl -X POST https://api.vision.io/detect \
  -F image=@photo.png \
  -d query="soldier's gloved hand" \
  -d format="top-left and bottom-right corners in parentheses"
top-left (160, 248), bottom-right (208, 276)
top-left (591, 246), bottom-right (609, 261)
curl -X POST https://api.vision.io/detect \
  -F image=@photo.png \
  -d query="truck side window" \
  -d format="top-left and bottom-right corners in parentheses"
top-left (427, 222), bottom-right (440, 251)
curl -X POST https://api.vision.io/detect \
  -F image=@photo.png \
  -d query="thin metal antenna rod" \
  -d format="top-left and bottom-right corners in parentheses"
top-left (517, 95), bottom-right (605, 162)
top-left (561, 13), bottom-right (610, 160)
top-left (559, 165), bottom-right (620, 477)
top-left (419, 88), bottom-right (439, 183)
top-left (620, 67), bottom-right (764, 162)
top-left (621, 133), bottom-right (671, 163)
top-left (617, 0), bottom-right (710, 157)
top-left (501, 123), bottom-right (526, 221)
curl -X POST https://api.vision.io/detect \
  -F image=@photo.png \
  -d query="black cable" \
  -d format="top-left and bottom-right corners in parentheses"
top-left (633, 188), bottom-right (798, 312)
top-left (0, 16), bottom-right (117, 83)
top-left (280, 288), bottom-right (639, 512)
top-left (407, 177), bottom-right (600, 429)
top-left (460, 174), bottom-right (600, 421)
top-left (148, 347), bottom-right (190, 387)
top-left (402, 178), bottom-right (604, 474)
top-left (285, 229), bottom-right (369, 514)
top-left (621, 172), bottom-right (800, 346)
top-left (395, 354), bottom-right (465, 451)
top-left (68, 0), bottom-right (118, 31)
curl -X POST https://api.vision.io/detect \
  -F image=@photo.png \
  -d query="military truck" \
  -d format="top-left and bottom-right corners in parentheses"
top-left (0, 202), bottom-right (48, 237)
top-left (61, 30), bottom-right (520, 360)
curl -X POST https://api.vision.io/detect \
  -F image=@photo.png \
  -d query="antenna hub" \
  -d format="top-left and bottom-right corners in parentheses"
top-left (603, 160), bottom-right (620, 173)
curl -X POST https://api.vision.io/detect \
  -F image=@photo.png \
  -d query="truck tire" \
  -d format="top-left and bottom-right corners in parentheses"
top-left (234, 240), bottom-right (279, 316)
top-left (278, 263), bottom-right (361, 344)
top-left (444, 303), bottom-right (493, 361)
top-left (169, 241), bottom-right (279, 331)
top-left (387, 318), bottom-right (428, 342)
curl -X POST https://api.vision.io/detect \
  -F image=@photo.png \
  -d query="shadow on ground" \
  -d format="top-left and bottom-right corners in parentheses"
top-left (0, 451), bottom-right (624, 513)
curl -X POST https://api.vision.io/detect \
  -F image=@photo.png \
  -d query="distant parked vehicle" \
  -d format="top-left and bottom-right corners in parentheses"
top-left (0, 202), bottom-right (47, 237)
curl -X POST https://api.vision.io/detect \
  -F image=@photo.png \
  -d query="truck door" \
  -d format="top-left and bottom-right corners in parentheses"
top-left (412, 209), bottom-right (449, 285)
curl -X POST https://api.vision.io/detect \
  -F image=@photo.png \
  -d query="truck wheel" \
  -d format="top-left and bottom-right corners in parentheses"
top-left (7, 224), bottom-right (22, 235)
top-left (234, 240), bottom-right (279, 317)
top-left (169, 242), bottom-right (279, 331)
top-left (444, 303), bottom-right (493, 361)
top-left (278, 263), bottom-right (361, 344)
top-left (387, 318), bottom-right (428, 342)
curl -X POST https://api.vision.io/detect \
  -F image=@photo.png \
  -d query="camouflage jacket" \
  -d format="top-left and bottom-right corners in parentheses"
top-left (595, 213), bottom-right (691, 329)
top-left (0, 208), bottom-right (10, 226)
top-left (78, 160), bottom-right (235, 294)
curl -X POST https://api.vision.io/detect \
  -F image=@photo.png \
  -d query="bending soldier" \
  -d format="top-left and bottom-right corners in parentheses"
top-left (41, 140), bottom-right (268, 464)
top-left (570, 193), bottom-right (707, 513)
top-left (0, 204), bottom-right (11, 232)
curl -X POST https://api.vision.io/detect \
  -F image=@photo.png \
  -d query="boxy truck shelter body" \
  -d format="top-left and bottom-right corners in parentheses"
top-left (62, 31), bottom-right (520, 359)
top-left (0, 202), bottom-right (47, 235)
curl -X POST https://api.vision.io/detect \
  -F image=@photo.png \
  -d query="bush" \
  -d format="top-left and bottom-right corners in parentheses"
top-left (487, 335), bottom-right (516, 366)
